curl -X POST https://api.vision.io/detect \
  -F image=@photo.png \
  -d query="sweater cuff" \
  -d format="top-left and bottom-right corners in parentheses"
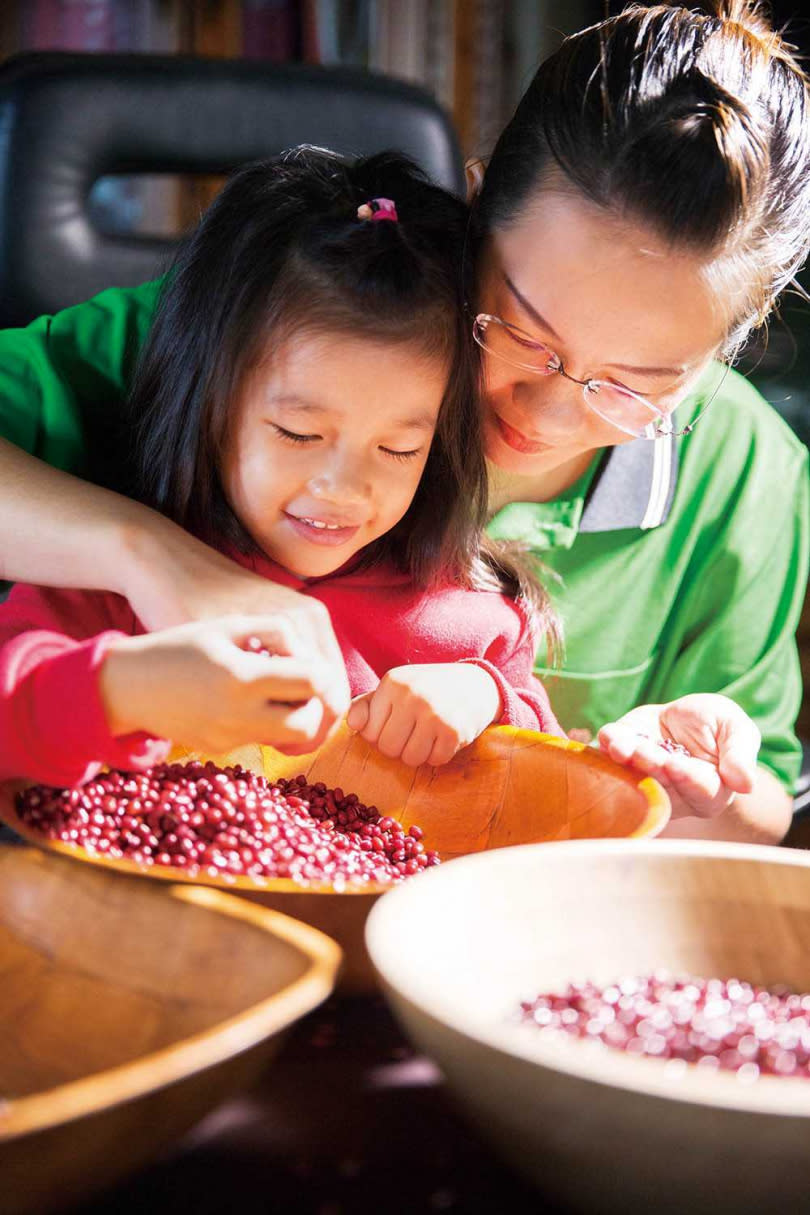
top-left (458, 657), bottom-right (511, 725)
top-left (26, 632), bottom-right (169, 787)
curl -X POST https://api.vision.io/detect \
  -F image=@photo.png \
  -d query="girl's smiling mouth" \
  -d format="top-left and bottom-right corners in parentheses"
top-left (283, 511), bottom-right (363, 546)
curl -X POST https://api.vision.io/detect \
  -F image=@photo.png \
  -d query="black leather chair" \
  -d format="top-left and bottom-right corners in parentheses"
top-left (0, 51), bottom-right (465, 327)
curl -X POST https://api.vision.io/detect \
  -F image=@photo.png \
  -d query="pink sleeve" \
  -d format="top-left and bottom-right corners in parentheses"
top-left (0, 584), bottom-right (169, 786)
top-left (459, 599), bottom-right (564, 736)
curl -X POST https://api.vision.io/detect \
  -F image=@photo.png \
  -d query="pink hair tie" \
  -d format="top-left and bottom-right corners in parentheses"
top-left (356, 197), bottom-right (398, 223)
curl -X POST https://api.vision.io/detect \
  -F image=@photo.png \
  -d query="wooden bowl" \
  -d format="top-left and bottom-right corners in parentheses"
top-left (0, 725), bottom-right (668, 992)
top-left (0, 844), bottom-right (340, 1215)
top-left (366, 839), bottom-right (810, 1215)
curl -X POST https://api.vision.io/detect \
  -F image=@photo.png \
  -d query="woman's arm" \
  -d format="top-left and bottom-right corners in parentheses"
top-left (0, 441), bottom-right (351, 748)
top-left (661, 767), bottom-right (792, 844)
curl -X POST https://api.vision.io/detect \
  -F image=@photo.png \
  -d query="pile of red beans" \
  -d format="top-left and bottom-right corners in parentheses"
top-left (15, 761), bottom-right (440, 887)
top-left (521, 972), bottom-right (810, 1080)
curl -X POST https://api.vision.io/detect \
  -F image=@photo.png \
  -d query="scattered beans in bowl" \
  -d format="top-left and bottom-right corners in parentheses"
top-left (15, 762), bottom-right (440, 887)
top-left (521, 973), bottom-right (810, 1080)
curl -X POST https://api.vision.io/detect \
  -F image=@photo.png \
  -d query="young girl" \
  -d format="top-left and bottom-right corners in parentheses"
top-left (0, 149), bottom-right (561, 788)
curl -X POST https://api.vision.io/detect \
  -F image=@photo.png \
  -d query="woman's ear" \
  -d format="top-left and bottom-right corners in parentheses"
top-left (465, 158), bottom-right (486, 203)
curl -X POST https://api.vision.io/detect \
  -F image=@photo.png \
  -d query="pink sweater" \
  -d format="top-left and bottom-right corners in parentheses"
top-left (0, 550), bottom-right (561, 786)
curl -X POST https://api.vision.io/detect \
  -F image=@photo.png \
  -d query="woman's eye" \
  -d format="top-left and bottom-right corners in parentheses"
top-left (273, 424), bottom-right (320, 444)
top-left (509, 330), bottom-right (546, 352)
top-left (381, 446), bottom-right (421, 462)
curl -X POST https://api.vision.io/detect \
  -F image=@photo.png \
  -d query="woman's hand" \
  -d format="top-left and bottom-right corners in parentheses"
top-left (99, 615), bottom-right (337, 756)
top-left (597, 693), bottom-right (760, 820)
top-left (346, 663), bottom-right (501, 767)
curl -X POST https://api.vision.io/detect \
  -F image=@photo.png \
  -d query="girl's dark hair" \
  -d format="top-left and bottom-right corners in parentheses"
top-left (130, 146), bottom-right (556, 642)
top-left (475, 0), bottom-right (810, 353)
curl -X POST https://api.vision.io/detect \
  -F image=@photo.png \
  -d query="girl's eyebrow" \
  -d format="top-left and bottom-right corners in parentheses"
top-left (269, 394), bottom-right (436, 430)
top-left (502, 275), bottom-right (688, 380)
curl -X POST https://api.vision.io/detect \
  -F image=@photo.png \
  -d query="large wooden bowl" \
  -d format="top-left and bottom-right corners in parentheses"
top-left (0, 725), bottom-right (668, 991)
top-left (366, 840), bottom-right (810, 1215)
top-left (0, 845), bottom-right (340, 1215)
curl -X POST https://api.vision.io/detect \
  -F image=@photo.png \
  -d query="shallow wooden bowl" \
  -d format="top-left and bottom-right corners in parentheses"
top-left (366, 839), bottom-right (810, 1215)
top-left (0, 725), bottom-right (668, 991)
top-left (0, 845), bottom-right (340, 1215)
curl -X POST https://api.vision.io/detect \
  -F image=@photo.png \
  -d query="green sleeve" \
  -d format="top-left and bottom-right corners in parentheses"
top-left (647, 443), bottom-right (809, 793)
top-left (0, 280), bottom-right (162, 473)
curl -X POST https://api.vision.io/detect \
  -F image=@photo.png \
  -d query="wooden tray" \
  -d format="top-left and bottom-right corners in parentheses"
top-left (0, 725), bottom-right (669, 991)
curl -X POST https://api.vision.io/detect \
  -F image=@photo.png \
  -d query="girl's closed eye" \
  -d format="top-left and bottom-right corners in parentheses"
top-left (272, 423), bottom-right (321, 444)
top-left (272, 425), bottom-right (420, 460)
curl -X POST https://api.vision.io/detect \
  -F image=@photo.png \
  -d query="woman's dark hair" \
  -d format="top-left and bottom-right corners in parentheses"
top-left (130, 146), bottom-right (556, 641)
top-left (475, 0), bottom-right (810, 353)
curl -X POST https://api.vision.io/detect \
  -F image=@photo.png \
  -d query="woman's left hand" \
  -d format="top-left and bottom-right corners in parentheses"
top-left (597, 693), bottom-right (760, 820)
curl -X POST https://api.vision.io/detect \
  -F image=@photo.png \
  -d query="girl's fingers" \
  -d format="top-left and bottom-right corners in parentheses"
top-left (400, 721), bottom-right (438, 768)
top-left (255, 696), bottom-right (325, 748)
top-left (346, 694), bottom-right (372, 733)
top-left (358, 689), bottom-right (393, 747)
top-left (427, 732), bottom-right (462, 767)
top-left (375, 709), bottom-right (417, 760)
top-left (249, 656), bottom-right (323, 704)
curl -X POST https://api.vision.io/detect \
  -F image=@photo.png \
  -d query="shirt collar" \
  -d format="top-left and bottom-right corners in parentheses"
top-left (487, 432), bottom-right (679, 551)
top-left (581, 431), bottom-right (678, 533)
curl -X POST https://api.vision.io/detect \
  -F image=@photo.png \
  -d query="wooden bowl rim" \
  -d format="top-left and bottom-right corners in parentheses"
top-left (0, 851), bottom-right (342, 1142)
top-left (0, 727), bottom-right (669, 898)
top-left (367, 838), bottom-right (810, 1119)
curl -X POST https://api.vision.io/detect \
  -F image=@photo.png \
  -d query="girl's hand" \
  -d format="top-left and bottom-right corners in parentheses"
top-left (99, 615), bottom-right (334, 756)
top-left (346, 663), bottom-right (501, 767)
top-left (117, 514), bottom-right (351, 749)
top-left (597, 693), bottom-right (760, 820)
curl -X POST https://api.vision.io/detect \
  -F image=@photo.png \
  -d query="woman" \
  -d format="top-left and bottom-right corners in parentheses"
top-left (0, 0), bottom-right (806, 839)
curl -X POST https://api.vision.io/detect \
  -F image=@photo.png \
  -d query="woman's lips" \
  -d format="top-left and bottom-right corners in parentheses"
top-left (283, 512), bottom-right (362, 547)
top-left (491, 411), bottom-right (551, 455)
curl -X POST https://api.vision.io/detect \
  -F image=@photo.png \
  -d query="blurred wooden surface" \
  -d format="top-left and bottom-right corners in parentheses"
top-left (0, 846), bottom-right (339, 1215)
top-left (70, 993), bottom-right (562, 1215)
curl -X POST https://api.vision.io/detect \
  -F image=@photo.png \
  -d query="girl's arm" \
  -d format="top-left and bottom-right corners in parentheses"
top-left (0, 581), bottom-right (346, 786)
top-left (346, 601), bottom-right (563, 767)
top-left (0, 440), bottom-right (351, 747)
top-left (0, 583), bottom-right (168, 786)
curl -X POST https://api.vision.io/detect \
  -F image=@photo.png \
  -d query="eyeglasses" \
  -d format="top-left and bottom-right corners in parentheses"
top-left (472, 312), bottom-right (711, 441)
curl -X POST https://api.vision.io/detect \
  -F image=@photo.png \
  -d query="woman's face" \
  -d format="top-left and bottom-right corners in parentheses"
top-left (477, 189), bottom-right (730, 477)
top-left (222, 332), bottom-right (446, 579)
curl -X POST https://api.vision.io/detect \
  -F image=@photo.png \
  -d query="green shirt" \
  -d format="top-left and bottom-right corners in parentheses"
top-left (488, 372), bottom-right (809, 792)
top-left (1, 282), bottom-right (807, 790)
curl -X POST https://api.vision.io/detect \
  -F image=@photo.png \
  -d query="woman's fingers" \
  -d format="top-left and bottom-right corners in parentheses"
top-left (716, 712), bottom-right (760, 794)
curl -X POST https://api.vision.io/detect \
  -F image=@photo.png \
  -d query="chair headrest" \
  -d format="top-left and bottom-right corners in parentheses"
top-left (0, 52), bottom-right (465, 326)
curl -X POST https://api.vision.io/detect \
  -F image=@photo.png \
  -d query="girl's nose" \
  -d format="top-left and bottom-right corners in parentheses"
top-left (308, 456), bottom-right (371, 504)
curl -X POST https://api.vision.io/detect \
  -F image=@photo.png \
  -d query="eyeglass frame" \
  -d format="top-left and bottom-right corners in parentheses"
top-left (471, 310), bottom-right (722, 441)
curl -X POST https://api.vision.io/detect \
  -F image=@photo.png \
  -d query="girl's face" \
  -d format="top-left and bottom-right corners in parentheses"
top-left (477, 189), bottom-right (730, 478)
top-left (222, 332), bottom-right (447, 579)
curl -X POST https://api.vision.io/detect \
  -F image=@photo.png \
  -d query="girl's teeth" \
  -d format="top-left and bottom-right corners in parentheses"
top-left (302, 517), bottom-right (341, 530)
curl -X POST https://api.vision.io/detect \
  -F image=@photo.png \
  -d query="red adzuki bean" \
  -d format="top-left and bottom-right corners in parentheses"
top-left (521, 972), bottom-right (810, 1081)
top-left (15, 761), bottom-right (441, 887)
